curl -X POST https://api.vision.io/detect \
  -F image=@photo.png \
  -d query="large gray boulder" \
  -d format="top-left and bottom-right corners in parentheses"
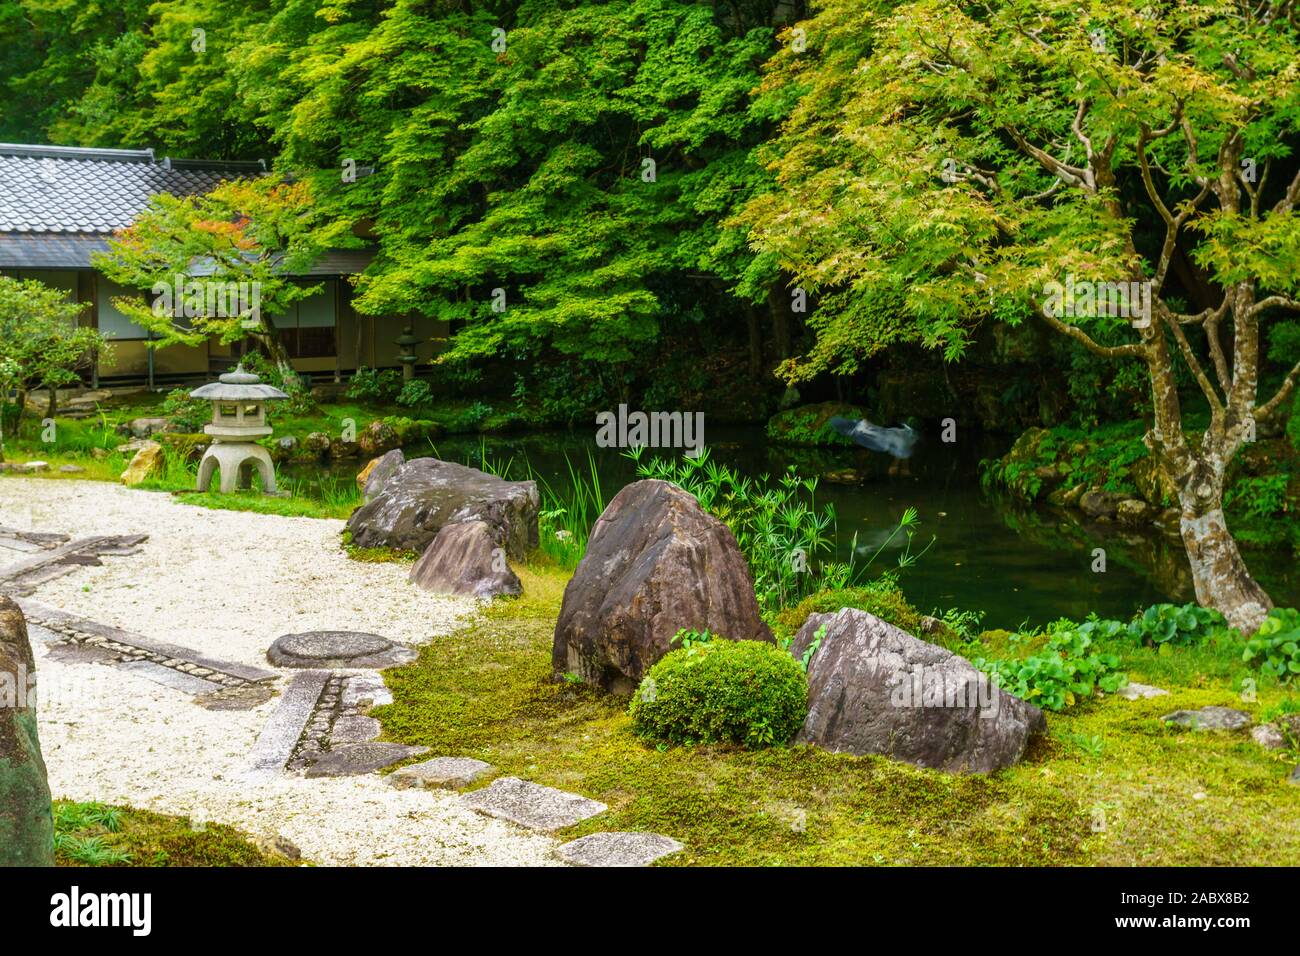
top-left (346, 456), bottom-right (539, 558)
top-left (409, 520), bottom-right (523, 599)
top-left (791, 608), bottom-right (1046, 773)
top-left (0, 595), bottom-right (54, 865)
top-left (552, 479), bottom-right (773, 694)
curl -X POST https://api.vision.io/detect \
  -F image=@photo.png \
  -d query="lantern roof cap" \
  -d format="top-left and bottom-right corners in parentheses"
top-left (189, 364), bottom-right (290, 401)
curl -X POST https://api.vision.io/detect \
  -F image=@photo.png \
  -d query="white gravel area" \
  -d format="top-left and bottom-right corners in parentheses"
top-left (0, 477), bottom-right (562, 866)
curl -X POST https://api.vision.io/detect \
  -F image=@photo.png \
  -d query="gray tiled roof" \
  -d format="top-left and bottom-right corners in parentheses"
top-left (0, 144), bottom-right (265, 234)
top-left (0, 145), bottom-right (373, 274)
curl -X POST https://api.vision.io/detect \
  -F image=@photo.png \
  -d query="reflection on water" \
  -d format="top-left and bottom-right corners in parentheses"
top-left (282, 424), bottom-right (1300, 631)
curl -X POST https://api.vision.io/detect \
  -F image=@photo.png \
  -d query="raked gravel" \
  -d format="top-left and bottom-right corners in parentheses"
top-left (0, 477), bottom-right (561, 866)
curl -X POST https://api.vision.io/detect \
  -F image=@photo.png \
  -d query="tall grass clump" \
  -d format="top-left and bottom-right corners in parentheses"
top-left (631, 447), bottom-right (931, 612)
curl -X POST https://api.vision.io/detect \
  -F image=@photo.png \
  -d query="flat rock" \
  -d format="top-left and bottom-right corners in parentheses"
top-left (195, 684), bottom-right (276, 711)
top-left (1117, 682), bottom-right (1169, 700)
top-left (304, 742), bottom-right (429, 778)
top-left (267, 631), bottom-right (416, 670)
top-left (460, 777), bottom-right (607, 832)
top-left (1161, 706), bottom-right (1253, 731)
top-left (1252, 724), bottom-right (1286, 750)
top-left (1290, 765), bottom-right (1300, 786)
top-left (409, 520), bottom-right (522, 599)
top-left (389, 756), bottom-right (494, 790)
top-left (556, 832), bottom-right (683, 867)
top-left (57, 464), bottom-right (85, 474)
top-left (791, 608), bottom-right (1046, 772)
top-left (330, 715), bottom-right (382, 745)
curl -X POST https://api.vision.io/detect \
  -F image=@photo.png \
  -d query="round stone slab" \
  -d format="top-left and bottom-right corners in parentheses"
top-left (267, 631), bottom-right (418, 669)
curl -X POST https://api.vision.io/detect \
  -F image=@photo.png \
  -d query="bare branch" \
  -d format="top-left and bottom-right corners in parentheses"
top-left (1037, 307), bottom-right (1145, 359)
top-left (1163, 312), bottom-right (1226, 414)
top-left (1257, 358), bottom-right (1300, 421)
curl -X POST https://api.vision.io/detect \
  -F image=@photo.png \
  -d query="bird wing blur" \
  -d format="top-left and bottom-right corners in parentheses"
top-left (829, 416), bottom-right (919, 459)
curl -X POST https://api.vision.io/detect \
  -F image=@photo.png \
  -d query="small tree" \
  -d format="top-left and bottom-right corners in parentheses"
top-left (0, 276), bottom-right (108, 459)
top-left (94, 176), bottom-right (354, 382)
top-left (741, 0), bottom-right (1300, 632)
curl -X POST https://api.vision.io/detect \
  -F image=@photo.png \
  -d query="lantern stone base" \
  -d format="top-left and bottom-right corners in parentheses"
top-left (196, 441), bottom-right (277, 494)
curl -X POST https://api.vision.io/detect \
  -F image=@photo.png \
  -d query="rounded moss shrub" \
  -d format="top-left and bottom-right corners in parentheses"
top-left (629, 640), bottom-right (808, 748)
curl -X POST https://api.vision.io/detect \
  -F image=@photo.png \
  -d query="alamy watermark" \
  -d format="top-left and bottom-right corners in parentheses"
top-left (152, 274), bottom-right (262, 329)
top-left (595, 404), bottom-right (705, 458)
top-left (889, 666), bottom-right (1002, 719)
top-left (1041, 275), bottom-right (1151, 329)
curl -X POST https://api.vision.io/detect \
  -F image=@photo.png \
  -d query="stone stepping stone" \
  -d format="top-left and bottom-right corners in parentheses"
top-left (556, 832), bottom-right (683, 867)
top-left (246, 670), bottom-right (331, 780)
top-left (1161, 706), bottom-right (1252, 731)
top-left (1290, 765), bottom-right (1300, 786)
top-left (267, 630), bottom-right (417, 670)
top-left (1117, 682), bottom-right (1168, 700)
top-left (389, 756), bottom-right (494, 790)
top-left (1252, 724), bottom-right (1286, 750)
top-left (460, 777), bottom-right (607, 832)
top-left (331, 715), bottom-right (382, 745)
top-left (304, 742), bottom-right (429, 778)
top-left (196, 684), bottom-right (276, 712)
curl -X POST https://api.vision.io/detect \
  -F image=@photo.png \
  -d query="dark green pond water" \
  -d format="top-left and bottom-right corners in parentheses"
top-left (286, 425), bottom-right (1300, 631)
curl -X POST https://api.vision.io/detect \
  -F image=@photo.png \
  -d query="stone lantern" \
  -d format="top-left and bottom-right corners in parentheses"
top-left (190, 365), bottom-right (288, 493)
top-left (395, 325), bottom-right (421, 381)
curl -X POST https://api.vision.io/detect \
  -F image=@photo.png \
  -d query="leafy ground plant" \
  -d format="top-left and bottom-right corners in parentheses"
top-left (1126, 603), bottom-right (1230, 649)
top-left (975, 618), bottom-right (1128, 712)
top-left (1242, 608), bottom-right (1300, 684)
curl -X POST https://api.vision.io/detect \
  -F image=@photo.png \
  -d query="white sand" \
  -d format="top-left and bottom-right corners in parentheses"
top-left (0, 477), bottom-right (561, 866)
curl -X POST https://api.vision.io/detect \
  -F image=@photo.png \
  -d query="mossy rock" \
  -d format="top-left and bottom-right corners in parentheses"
top-left (381, 416), bottom-right (441, 446)
top-left (766, 402), bottom-right (867, 447)
top-left (772, 580), bottom-right (924, 642)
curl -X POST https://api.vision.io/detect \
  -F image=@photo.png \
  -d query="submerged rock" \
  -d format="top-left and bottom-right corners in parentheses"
top-left (0, 596), bottom-right (54, 865)
top-left (346, 456), bottom-right (539, 557)
top-left (790, 608), bottom-right (1046, 773)
top-left (552, 479), bottom-right (772, 694)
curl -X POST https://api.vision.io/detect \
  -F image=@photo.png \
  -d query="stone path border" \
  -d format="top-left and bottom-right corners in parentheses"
top-left (0, 534), bottom-right (148, 595)
top-left (18, 597), bottom-right (277, 692)
top-left (245, 670), bottom-right (331, 780)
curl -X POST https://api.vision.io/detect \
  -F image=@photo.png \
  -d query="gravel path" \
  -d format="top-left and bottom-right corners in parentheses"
top-left (0, 477), bottom-right (561, 866)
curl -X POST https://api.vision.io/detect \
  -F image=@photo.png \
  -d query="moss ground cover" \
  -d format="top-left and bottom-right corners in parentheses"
top-left (54, 800), bottom-right (297, 867)
top-left (373, 561), bottom-right (1300, 866)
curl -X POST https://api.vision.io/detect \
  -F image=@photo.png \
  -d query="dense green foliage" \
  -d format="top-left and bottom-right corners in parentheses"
top-left (974, 618), bottom-right (1129, 712)
top-left (1242, 607), bottom-right (1300, 683)
top-left (629, 632), bottom-right (809, 747)
top-left (1127, 603), bottom-right (1229, 649)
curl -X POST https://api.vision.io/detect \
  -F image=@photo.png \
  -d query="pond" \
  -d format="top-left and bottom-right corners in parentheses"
top-left (283, 425), bottom-right (1300, 631)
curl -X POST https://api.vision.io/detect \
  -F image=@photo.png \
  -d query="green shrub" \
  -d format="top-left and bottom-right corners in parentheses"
top-left (629, 636), bottom-right (808, 748)
top-left (346, 366), bottom-right (402, 403)
top-left (161, 387), bottom-right (209, 432)
top-left (1242, 608), bottom-right (1300, 683)
top-left (1126, 603), bottom-right (1229, 649)
top-left (396, 379), bottom-right (434, 409)
top-left (974, 617), bottom-right (1127, 712)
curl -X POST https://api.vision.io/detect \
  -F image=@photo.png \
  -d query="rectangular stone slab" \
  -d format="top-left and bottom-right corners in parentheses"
top-left (244, 670), bottom-right (330, 780)
top-left (16, 599), bottom-right (277, 683)
top-left (118, 660), bottom-right (223, 695)
top-left (460, 777), bottom-right (607, 832)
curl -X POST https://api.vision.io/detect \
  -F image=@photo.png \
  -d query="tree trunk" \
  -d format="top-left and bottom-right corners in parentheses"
top-left (253, 328), bottom-right (298, 387)
top-left (45, 388), bottom-right (57, 421)
top-left (1172, 460), bottom-right (1273, 633)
